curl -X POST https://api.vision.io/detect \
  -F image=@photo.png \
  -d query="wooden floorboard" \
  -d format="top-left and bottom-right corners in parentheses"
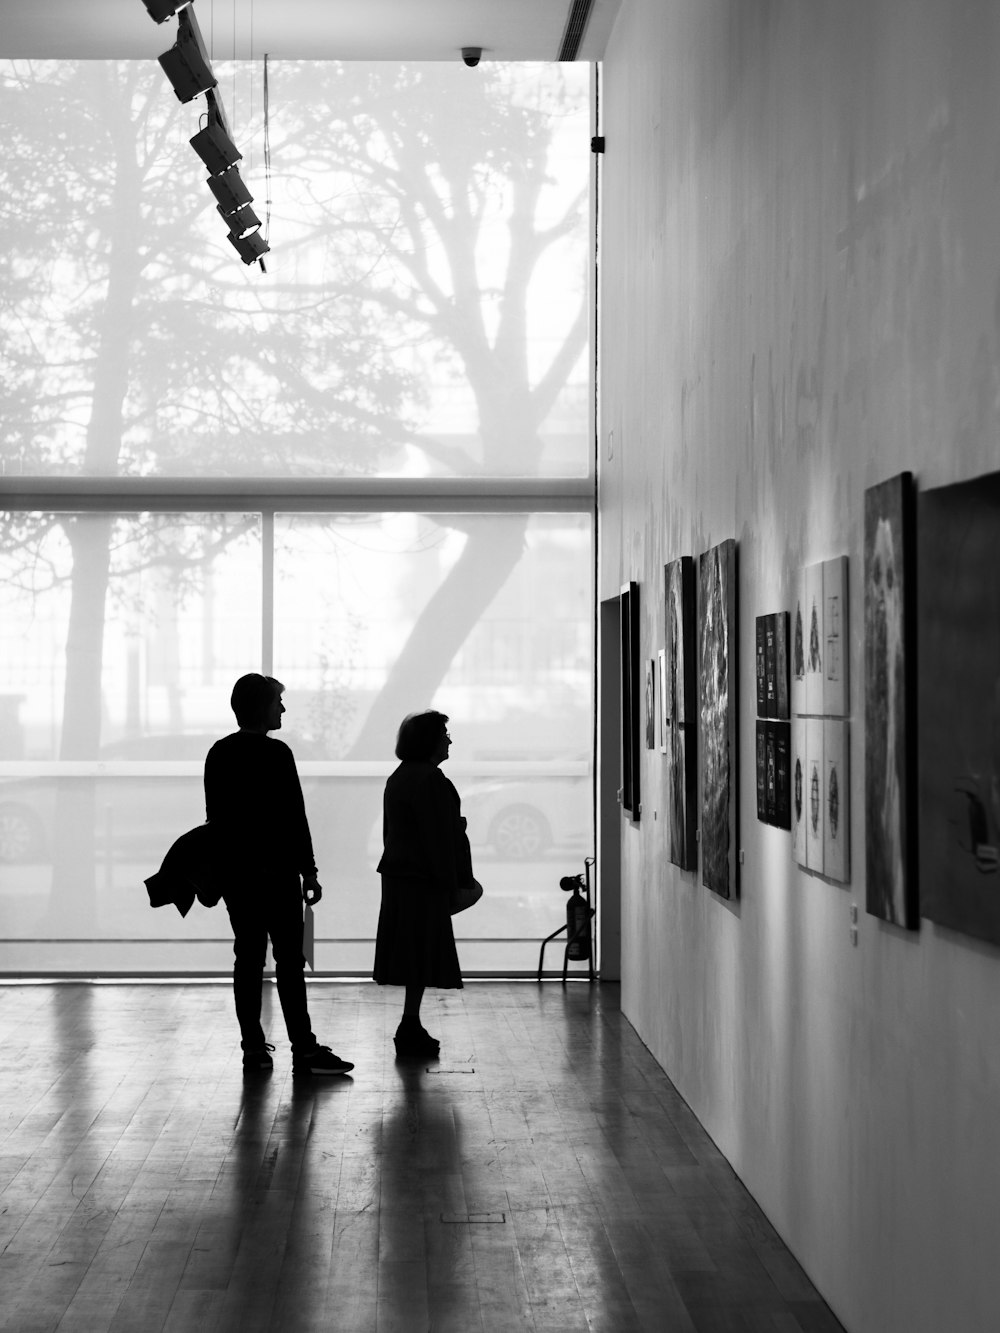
top-left (0, 981), bottom-right (845, 1333)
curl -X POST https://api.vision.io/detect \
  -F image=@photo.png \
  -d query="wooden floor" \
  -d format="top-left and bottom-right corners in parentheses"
top-left (0, 981), bottom-right (844, 1333)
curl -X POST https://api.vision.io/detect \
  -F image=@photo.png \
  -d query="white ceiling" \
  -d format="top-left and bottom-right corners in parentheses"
top-left (0, 0), bottom-right (620, 62)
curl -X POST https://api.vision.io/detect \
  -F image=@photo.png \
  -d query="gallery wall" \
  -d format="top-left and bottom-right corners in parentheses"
top-left (598, 2), bottom-right (1000, 1331)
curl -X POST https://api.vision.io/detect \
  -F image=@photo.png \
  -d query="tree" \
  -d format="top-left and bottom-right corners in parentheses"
top-left (0, 58), bottom-right (591, 913)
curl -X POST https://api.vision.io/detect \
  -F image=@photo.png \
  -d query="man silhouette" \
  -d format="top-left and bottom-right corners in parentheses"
top-left (205, 673), bottom-right (353, 1075)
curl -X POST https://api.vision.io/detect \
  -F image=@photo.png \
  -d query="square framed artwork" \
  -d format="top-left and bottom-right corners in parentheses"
top-left (864, 472), bottom-right (917, 926)
top-left (698, 538), bottom-right (738, 898)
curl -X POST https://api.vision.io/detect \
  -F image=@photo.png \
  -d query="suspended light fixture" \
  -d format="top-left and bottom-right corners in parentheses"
top-left (158, 6), bottom-right (216, 104)
top-left (229, 228), bottom-right (270, 265)
top-left (190, 93), bottom-right (241, 175)
top-left (223, 203), bottom-right (262, 238)
top-left (207, 165), bottom-right (253, 215)
top-left (141, 0), bottom-right (191, 22)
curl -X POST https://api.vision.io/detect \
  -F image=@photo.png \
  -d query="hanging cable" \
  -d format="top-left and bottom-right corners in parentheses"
top-left (263, 53), bottom-right (272, 247)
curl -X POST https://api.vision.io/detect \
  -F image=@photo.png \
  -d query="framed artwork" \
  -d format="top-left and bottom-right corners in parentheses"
top-left (773, 611), bottom-right (790, 719)
top-left (665, 556), bottom-right (696, 723)
top-left (864, 472), bottom-right (917, 926)
top-left (824, 719), bottom-right (850, 883)
top-left (699, 538), bottom-right (738, 898)
top-left (756, 719), bottom-right (791, 830)
top-left (792, 573), bottom-right (807, 716)
top-left (667, 718), bottom-right (698, 870)
top-left (804, 561), bottom-right (824, 716)
top-left (666, 555), bottom-right (698, 870)
top-left (756, 617), bottom-right (767, 716)
top-left (657, 648), bottom-right (668, 752)
top-left (792, 716), bottom-right (807, 866)
top-left (756, 721), bottom-right (767, 822)
top-left (918, 470), bottom-right (1000, 945)
top-left (823, 555), bottom-right (849, 717)
top-left (645, 658), bottom-right (656, 750)
top-left (805, 716), bottom-right (824, 872)
top-left (620, 581), bottom-right (641, 820)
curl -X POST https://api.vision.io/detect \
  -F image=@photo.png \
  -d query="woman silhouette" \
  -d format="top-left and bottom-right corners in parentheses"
top-left (373, 711), bottom-right (474, 1057)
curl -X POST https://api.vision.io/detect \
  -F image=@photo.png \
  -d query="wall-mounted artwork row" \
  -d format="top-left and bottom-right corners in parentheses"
top-left (664, 556), bottom-right (697, 870)
top-left (918, 469), bottom-right (1000, 946)
top-left (699, 539), bottom-right (738, 898)
top-left (864, 472), bottom-right (918, 928)
top-left (792, 556), bottom-right (849, 718)
top-left (792, 717), bottom-right (850, 882)
top-left (620, 582), bottom-right (641, 820)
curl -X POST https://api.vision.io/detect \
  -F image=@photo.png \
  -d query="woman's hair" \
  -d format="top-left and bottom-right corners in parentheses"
top-left (395, 710), bottom-right (449, 761)
top-left (230, 673), bottom-right (284, 727)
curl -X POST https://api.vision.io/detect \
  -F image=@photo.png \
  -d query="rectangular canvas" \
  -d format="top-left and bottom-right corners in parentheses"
top-left (772, 720), bottom-right (792, 830)
top-left (864, 472), bottom-right (917, 926)
top-left (645, 658), bottom-right (656, 749)
top-left (620, 581), bottom-right (641, 820)
top-left (918, 471), bottom-right (1000, 945)
top-left (657, 648), bottom-right (667, 752)
top-left (765, 720), bottom-right (777, 824)
top-left (699, 538), bottom-right (738, 898)
top-left (756, 616), bottom-right (767, 716)
top-left (792, 715), bottom-right (807, 866)
top-left (804, 561), bottom-right (824, 715)
top-left (805, 716), bottom-right (825, 872)
top-left (667, 719), bottom-right (697, 870)
top-left (665, 556), bottom-right (696, 724)
top-left (756, 720), bottom-right (767, 822)
top-left (824, 719), bottom-right (850, 883)
top-left (792, 570), bottom-right (807, 716)
top-left (773, 611), bottom-right (790, 719)
top-left (823, 555), bottom-right (849, 717)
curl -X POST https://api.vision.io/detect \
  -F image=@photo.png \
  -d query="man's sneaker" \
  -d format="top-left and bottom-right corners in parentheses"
top-left (242, 1043), bottom-right (275, 1071)
top-left (292, 1044), bottom-right (354, 1076)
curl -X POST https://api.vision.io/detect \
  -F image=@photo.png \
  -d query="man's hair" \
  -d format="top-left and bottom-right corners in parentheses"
top-left (395, 710), bottom-right (449, 761)
top-left (230, 673), bottom-right (284, 727)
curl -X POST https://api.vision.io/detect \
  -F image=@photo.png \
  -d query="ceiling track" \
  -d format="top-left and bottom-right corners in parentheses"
top-left (558, 0), bottom-right (596, 60)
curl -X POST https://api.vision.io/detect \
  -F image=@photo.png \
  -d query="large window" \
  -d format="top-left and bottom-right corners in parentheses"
top-left (0, 60), bottom-right (595, 974)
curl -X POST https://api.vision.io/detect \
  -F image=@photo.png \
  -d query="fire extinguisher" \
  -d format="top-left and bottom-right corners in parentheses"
top-left (561, 874), bottom-right (591, 960)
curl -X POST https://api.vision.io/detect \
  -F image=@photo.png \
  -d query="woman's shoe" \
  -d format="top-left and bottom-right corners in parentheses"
top-left (393, 1020), bottom-right (440, 1058)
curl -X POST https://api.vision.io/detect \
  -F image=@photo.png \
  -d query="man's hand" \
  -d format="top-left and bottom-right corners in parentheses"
top-left (302, 874), bottom-right (323, 905)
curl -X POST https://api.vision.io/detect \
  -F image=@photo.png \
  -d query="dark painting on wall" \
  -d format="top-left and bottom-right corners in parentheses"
top-left (620, 582), bottom-right (641, 820)
top-left (755, 719), bottom-right (791, 830)
top-left (918, 471), bottom-right (1000, 945)
top-left (773, 612), bottom-right (790, 719)
top-left (864, 472), bottom-right (917, 927)
top-left (667, 719), bottom-right (697, 869)
top-left (665, 556), bottom-right (696, 723)
top-left (699, 538), bottom-right (738, 898)
top-left (665, 556), bottom-right (697, 869)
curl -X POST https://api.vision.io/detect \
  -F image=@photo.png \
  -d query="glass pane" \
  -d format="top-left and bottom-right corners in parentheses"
top-left (0, 512), bottom-right (261, 972)
top-left (0, 61), bottom-right (591, 481)
top-left (273, 512), bottom-right (594, 973)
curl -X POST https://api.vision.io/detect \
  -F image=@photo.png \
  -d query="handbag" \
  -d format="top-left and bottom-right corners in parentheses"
top-left (451, 877), bottom-right (483, 915)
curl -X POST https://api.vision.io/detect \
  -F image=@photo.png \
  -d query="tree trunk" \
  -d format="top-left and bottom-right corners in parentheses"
top-left (324, 517), bottom-right (529, 874)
